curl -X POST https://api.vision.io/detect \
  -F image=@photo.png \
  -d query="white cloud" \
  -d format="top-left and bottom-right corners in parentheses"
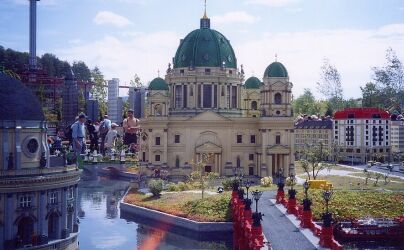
top-left (57, 31), bottom-right (180, 91)
top-left (235, 24), bottom-right (404, 99)
top-left (55, 23), bottom-right (404, 99)
top-left (93, 11), bottom-right (132, 28)
top-left (212, 11), bottom-right (259, 25)
top-left (245, 0), bottom-right (300, 7)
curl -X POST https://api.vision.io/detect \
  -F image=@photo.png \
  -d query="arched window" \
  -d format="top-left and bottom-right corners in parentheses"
top-left (48, 212), bottom-right (60, 240)
top-left (18, 217), bottom-right (34, 245)
top-left (276, 135), bottom-right (281, 145)
top-left (236, 156), bottom-right (241, 168)
top-left (275, 93), bottom-right (282, 104)
top-left (251, 101), bottom-right (258, 110)
top-left (154, 104), bottom-right (162, 116)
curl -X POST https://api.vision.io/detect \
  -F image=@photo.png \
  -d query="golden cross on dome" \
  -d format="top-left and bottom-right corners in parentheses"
top-left (275, 53), bottom-right (278, 62)
top-left (157, 69), bottom-right (160, 77)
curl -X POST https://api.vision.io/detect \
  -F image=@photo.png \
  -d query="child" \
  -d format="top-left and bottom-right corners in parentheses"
top-left (105, 123), bottom-right (119, 154)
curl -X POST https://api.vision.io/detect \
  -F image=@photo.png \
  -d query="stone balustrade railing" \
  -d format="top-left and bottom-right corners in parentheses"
top-left (0, 165), bottom-right (77, 177)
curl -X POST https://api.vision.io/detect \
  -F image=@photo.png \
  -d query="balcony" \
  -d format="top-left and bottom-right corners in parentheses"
top-left (0, 165), bottom-right (78, 178)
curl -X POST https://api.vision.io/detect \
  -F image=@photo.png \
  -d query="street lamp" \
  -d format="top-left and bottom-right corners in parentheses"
top-left (243, 179), bottom-right (252, 199)
top-left (251, 190), bottom-right (263, 213)
top-left (323, 189), bottom-right (333, 214)
top-left (303, 180), bottom-right (309, 199)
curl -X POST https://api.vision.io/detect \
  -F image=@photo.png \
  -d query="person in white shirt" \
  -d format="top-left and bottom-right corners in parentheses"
top-left (105, 123), bottom-right (119, 154)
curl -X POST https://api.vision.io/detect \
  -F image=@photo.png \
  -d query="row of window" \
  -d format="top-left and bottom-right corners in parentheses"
top-left (335, 119), bottom-right (389, 124)
top-left (18, 189), bottom-right (75, 208)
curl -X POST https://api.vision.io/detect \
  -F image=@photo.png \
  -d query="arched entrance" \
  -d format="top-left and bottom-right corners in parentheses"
top-left (17, 217), bottom-right (34, 245)
top-left (47, 212), bottom-right (60, 240)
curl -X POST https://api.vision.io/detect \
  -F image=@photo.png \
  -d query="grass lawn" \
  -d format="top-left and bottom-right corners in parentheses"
top-left (124, 190), bottom-right (232, 222)
top-left (294, 162), bottom-right (404, 191)
top-left (296, 190), bottom-right (404, 221)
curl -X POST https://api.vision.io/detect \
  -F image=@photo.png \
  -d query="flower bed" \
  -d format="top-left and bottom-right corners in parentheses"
top-left (123, 190), bottom-right (232, 222)
top-left (296, 190), bottom-right (404, 221)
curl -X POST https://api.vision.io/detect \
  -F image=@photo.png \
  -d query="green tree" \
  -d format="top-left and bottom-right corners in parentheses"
top-left (90, 67), bottom-right (107, 118)
top-left (72, 61), bottom-right (91, 81)
top-left (360, 82), bottom-right (384, 108)
top-left (190, 153), bottom-right (219, 199)
top-left (298, 142), bottom-right (333, 180)
top-left (369, 47), bottom-right (403, 113)
top-left (292, 88), bottom-right (327, 116)
top-left (130, 74), bottom-right (142, 88)
top-left (317, 58), bottom-right (344, 112)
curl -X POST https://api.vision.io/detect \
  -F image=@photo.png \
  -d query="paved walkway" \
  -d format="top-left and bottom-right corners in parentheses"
top-left (259, 191), bottom-right (317, 250)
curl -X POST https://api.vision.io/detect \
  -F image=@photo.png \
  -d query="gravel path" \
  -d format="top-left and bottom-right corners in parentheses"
top-left (259, 191), bottom-right (317, 250)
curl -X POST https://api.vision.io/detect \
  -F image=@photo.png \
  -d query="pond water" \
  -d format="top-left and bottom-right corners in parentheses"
top-left (77, 177), bottom-right (232, 250)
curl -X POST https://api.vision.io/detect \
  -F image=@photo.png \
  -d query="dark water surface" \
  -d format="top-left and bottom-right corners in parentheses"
top-left (77, 177), bottom-right (232, 250)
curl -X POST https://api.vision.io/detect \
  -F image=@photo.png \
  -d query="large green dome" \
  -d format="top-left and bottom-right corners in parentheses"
top-left (244, 77), bottom-right (262, 89)
top-left (264, 62), bottom-right (288, 78)
top-left (149, 77), bottom-right (169, 90)
top-left (173, 24), bottom-right (237, 69)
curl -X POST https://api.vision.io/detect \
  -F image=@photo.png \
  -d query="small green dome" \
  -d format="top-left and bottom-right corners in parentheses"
top-left (173, 28), bottom-right (237, 69)
top-left (244, 77), bottom-right (262, 89)
top-left (264, 62), bottom-right (288, 78)
top-left (149, 77), bottom-right (169, 90)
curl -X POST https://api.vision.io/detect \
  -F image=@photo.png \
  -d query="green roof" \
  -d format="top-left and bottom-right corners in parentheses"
top-left (173, 28), bottom-right (237, 69)
top-left (244, 77), bottom-right (262, 89)
top-left (149, 77), bottom-right (169, 90)
top-left (264, 62), bottom-right (288, 78)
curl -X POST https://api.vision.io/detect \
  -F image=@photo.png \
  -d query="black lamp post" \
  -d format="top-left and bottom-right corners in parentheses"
top-left (243, 179), bottom-right (252, 199)
top-left (251, 190), bottom-right (263, 213)
top-left (322, 189), bottom-right (333, 227)
top-left (288, 173), bottom-right (297, 199)
top-left (303, 180), bottom-right (309, 199)
top-left (302, 180), bottom-right (312, 211)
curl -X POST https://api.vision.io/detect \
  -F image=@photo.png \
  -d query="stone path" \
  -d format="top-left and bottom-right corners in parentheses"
top-left (259, 191), bottom-right (317, 250)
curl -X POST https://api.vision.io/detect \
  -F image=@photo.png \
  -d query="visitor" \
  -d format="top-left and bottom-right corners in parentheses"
top-left (86, 119), bottom-right (98, 152)
top-left (99, 115), bottom-right (111, 155)
top-left (123, 109), bottom-right (140, 149)
top-left (71, 113), bottom-right (87, 156)
top-left (105, 123), bottom-right (119, 154)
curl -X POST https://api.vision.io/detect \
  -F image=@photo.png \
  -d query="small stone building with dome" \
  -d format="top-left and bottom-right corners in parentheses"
top-left (0, 73), bottom-right (80, 249)
top-left (140, 12), bottom-right (295, 177)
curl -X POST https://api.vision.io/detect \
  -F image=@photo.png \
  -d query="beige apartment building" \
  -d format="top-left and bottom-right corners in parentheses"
top-left (139, 13), bottom-right (295, 177)
top-left (295, 120), bottom-right (333, 161)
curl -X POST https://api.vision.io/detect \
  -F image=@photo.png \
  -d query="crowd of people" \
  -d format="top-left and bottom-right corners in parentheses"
top-left (49, 109), bottom-right (140, 157)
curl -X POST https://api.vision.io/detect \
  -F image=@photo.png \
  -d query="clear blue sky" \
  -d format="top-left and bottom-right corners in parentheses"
top-left (1, 0), bottom-right (404, 98)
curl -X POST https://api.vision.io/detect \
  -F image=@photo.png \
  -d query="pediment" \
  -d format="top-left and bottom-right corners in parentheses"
top-left (196, 141), bottom-right (222, 153)
top-left (149, 92), bottom-right (168, 98)
top-left (187, 111), bottom-right (232, 122)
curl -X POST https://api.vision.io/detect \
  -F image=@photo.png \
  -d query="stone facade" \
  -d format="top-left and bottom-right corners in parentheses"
top-left (391, 120), bottom-right (404, 154)
top-left (0, 73), bottom-right (80, 250)
top-left (139, 15), bottom-right (295, 178)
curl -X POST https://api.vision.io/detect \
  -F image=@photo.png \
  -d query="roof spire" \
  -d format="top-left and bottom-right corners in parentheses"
top-left (203, 0), bottom-right (208, 18)
top-left (200, 0), bottom-right (210, 28)
top-left (275, 53), bottom-right (278, 62)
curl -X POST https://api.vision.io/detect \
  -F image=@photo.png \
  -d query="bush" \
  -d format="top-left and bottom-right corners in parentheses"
top-left (222, 178), bottom-right (234, 191)
top-left (166, 183), bottom-right (179, 192)
top-left (285, 177), bottom-right (295, 186)
top-left (148, 179), bottom-right (163, 196)
top-left (260, 177), bottom-right (273, 187)
top-left (177, 182), bottom-right (187, 191)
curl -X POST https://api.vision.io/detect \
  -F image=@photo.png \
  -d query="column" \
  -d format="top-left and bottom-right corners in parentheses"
top-left (181, 84), bottom-right (184, 109)
top-left (229, 85), bottom-right (232, 109)
top-left (5, 194), bottom-right (13, 241)
top-left (60, 188), bottom-right (67, 238)
top-left (15, 124), bottom-right (22, 170)
top-left (73, 184), bottom-right (79, 232)
top-left (39, 191), bottom-right (47, 236)
top-left (218, 154), bottom-right (222, 176)
top-left (200, 83), bottom-right (204, 108)
top-left (268, 155), bottom-right (273, 178)
top-left (2, 130), bottom-right (8, 170)
top-left (211, 84), bottom-right (214, 108)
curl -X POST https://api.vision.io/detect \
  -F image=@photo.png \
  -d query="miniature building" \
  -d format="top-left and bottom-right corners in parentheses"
top-left (0, 72), bottom-right (81, 250)
top-left (108, 78), bottom-right (121, 123)
top-left (333, 108), bottom-right (391, 163)
top-left (62, 69), bottom-right (79, 124)
top-left (140, 13), bottom-right (295, 177)
top-left (295, 119), bottom-right (333, 160)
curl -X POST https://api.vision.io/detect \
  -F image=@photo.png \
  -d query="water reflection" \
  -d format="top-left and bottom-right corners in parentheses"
top-left (78, 177), bottom-right (232, 250)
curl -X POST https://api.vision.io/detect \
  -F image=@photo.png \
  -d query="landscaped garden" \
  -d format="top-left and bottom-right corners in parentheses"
top-left (296, 189), bottom-right (404, 221)
top-left (124, 189), bottom-right (232, 222)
